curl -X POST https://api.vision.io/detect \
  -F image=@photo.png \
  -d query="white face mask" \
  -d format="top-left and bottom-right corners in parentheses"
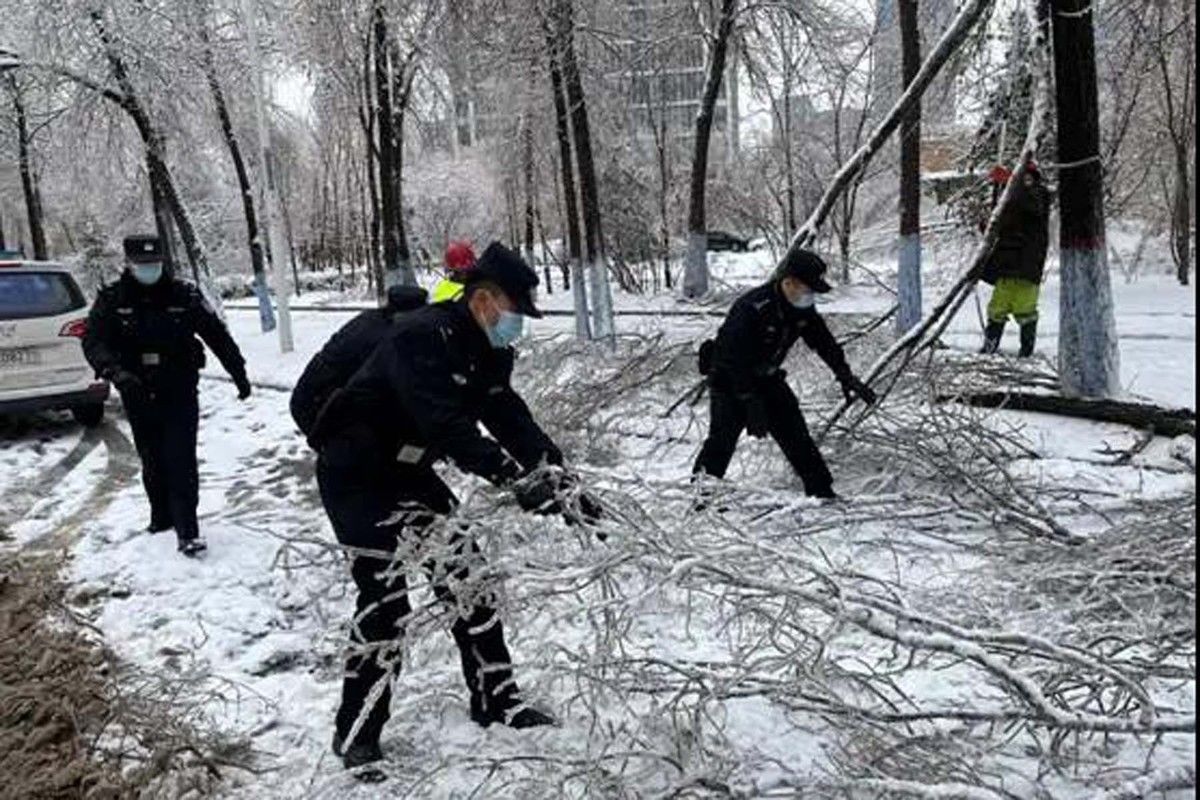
top-left (791, 291), bottom-right (815, 310)
top-left (132, 263), bottom-right (164, 286)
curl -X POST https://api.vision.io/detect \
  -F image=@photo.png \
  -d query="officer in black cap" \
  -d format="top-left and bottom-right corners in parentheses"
top-left (309, 241), bottom-right (597, 778)
top-left (693, 248), bottom-right (876, 499)
top-left (82, 234), bottom-right (252, 557)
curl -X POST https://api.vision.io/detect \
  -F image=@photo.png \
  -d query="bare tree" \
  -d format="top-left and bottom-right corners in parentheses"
top-left (682, 0), bottom-right (738, 299)
top-left (195, 8), bottom-right (275, 330)
top-left (5, 75), bottom-right (48, 261)
top-left (372, 0), bottom-right (407, 291)
top-left (87, 7), bottom-right (218, 299)
top-left (1150, 0), bottom-right (1194, 285)
top-left (553, 0), bottom-right (614, 341)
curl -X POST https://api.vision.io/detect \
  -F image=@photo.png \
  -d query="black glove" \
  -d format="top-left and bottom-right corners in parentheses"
top-left (561, 488), bottom-right (604, 525)
top-left (577, 491), bottom-right (604, 524)
top-left (110, 370), bottom-right (150, 408)
top-left (841, 375), bottom-right (878, 406)
top-left (514, 471), bottom-right (562, 516)
top-left (563, 491), bottom-right (607, 542)
top-left (234, 373), bottom-right (252, 401)
top-left (744, 396), bottom-right (770, 439)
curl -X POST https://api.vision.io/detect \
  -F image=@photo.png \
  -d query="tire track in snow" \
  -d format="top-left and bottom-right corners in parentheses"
top-left (0, 425), bottom-right (101, 538)
top-left (14, 420), bottom-right (140, 552)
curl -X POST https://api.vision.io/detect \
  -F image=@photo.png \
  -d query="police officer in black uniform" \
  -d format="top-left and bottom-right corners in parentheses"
top-left (82, 235), bottom-right (251, 556)
top-left (289, 284), bottom-right (428, 441)
top-left (694, 249), bottom-right (876, 499)
top-left (310, 242), bottom-right (590, 777)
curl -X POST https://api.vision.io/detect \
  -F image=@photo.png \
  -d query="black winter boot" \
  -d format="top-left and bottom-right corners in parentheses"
top-left (470, 694), bottom-right (557, 729)
top-left (177, 538), bottom-right (207, 557)
top-left (332, 732), bottom-right (387, 782)
top-left (980, 320), bottom-right (1006, 355)
top-left (1018, 320), bottom-right (1038, 358)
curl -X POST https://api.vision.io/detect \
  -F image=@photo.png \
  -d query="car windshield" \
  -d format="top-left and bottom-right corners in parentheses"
top-left (0, 272), bottom-right (86, 321)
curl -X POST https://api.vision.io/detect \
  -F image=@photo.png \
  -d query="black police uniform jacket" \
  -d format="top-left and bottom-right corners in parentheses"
top-left (311, 301), bottom-right (561, 485)
top-left (82, 273), bottom-right (246, 387)
top-left (710, 282), bottom-right (852, 396)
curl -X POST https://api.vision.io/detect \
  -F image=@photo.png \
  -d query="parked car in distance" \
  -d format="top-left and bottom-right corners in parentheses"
top-left (706, 230), bottom-right (751, 252)
top-left (0, 258), bottom-right (109, 426)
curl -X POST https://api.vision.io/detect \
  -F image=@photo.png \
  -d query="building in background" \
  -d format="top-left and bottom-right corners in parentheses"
top-left (616, 0), bottom-right (741, 166)
top-left (442, 0), bottom-right (741, 166)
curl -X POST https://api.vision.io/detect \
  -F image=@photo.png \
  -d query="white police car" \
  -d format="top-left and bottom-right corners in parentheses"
top-left (0, 255), bottom-right (109, 426)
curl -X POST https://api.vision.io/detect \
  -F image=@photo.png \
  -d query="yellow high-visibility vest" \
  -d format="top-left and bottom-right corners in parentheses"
top-left (431, 277), bottom-right (464, 303)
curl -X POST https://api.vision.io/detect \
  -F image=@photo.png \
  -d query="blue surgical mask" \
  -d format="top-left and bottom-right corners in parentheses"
top-left (132, 263), bottom-right (163, 286)
top-left (486, 310), bottom-right (525, 348)
top-left (791, 291), bottom-right (816, 310)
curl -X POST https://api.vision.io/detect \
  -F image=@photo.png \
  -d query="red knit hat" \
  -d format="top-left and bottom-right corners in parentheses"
top-left (988, 165), bottom-right (1013, 185)
top-left (444, 241), bottom-right (476, 272)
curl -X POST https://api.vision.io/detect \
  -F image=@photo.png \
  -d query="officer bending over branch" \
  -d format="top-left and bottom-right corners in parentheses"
top-left (694, 249), bottom-right (876, 501)
top-left (308, 242), bottom-right (599, 777)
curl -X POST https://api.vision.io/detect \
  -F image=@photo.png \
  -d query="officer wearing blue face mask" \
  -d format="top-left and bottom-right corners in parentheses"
top-left (308, 241), bottom-right (599, 778)
top-left (694, 248), bottom-right (876, 500)
top-left (82, 234), bottom-right (251, 556)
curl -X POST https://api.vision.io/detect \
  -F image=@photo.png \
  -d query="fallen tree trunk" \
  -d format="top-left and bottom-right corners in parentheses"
top-left (937, 391), bottom-right (1196, 438)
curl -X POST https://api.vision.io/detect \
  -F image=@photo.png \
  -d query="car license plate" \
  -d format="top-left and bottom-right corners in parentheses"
top-left (0, 348), bottom-right (41, 368)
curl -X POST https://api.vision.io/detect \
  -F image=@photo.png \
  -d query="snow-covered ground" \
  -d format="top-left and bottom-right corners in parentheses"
top-left (1, 244), bottom-right (1194, 798)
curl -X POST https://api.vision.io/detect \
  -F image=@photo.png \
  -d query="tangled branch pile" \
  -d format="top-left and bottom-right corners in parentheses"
top-left (268, 328), bottom-right (1193, 798)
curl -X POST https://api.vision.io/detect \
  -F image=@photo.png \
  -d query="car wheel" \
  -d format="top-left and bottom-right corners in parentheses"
top-left (72, 404), bottom-right (105, 428)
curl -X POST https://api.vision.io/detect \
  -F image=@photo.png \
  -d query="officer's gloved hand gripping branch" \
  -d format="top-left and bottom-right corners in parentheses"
top-left (693, 248), bottom-right (876, 503)
top-left (82, 234), bottom-right (251, 558)
top-left (308, 242), bottom-right (598, 779)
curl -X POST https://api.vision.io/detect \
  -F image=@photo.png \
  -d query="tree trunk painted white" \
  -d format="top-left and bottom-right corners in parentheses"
top-left (588, 256), bottom-right (615, 341)
top-left (1052, 0), bottom-right (1117, 397)
top-left (570, 257), bottom-right (590, 340)
top-left (1058, 248), bottom-right (1120, 397)
top-left (683, 232), bottom-right (709, 298)
top-left (896, 0), bottom-right (922, 332)
top-left (896, 234), bottom-right (922, 330)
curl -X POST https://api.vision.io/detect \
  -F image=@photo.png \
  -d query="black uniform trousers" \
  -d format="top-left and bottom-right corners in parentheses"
top-left (123, 378), bottom-right (201, 542)
top-left (316, 435), bottom-right (516, 747)
top-left (693, 376), bottom-right (835, 497)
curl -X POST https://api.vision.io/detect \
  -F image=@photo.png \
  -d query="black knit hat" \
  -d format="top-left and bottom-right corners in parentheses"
top-left (462, 242), bottom-right (543, 318)
top-left (775, 248), bottom-right (833, 293)
top-left (123, 234), bottom-right (165, 264)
